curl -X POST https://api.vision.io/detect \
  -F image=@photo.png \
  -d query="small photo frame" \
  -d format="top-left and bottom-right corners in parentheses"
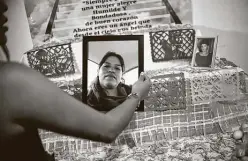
top-left (191, 36), bottom-right (218, 69)
top-left (83, 35), bottom-right (144, 112)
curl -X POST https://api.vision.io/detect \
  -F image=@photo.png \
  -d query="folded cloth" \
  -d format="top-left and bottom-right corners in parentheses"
top-left (87, 81), bottom-right (132, 112)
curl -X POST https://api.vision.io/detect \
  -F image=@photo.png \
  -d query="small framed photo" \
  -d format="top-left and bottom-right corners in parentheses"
top-left (191, 36), bottom-right (218, 69)
top-left (83, 35), bottom-right (144, 112)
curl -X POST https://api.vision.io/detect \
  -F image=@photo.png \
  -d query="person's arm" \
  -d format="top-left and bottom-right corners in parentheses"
top-left (0, 62), bottom-right (151, 143)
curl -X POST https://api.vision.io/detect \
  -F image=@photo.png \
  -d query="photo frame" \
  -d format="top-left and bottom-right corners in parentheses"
top-left (191, 36), bottom-right (218, 69)
top-left (83, 35), bottom-right (144, 112)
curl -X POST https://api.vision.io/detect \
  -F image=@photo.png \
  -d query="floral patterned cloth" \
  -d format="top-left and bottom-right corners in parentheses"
top-left (37, 56), bottom-right (248, 161)
top-left (24, 40), bottom-right (247, 160)
top-left (50, 133), bottom-right (238, 161)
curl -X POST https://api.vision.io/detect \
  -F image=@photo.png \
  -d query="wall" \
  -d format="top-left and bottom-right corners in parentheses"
top-left (3, 0), bottom-right (248, 71)
top-left (193, 0), bottom-right (248, 33)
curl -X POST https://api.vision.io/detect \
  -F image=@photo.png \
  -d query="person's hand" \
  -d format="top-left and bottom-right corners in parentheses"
top-left (0, 0), bottom-right (8, 46)
top-left (131, 72), bottom-right (151, 101)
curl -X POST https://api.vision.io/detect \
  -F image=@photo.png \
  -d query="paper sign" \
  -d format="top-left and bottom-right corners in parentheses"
top-left (24, 0), bottom-right (193, 47)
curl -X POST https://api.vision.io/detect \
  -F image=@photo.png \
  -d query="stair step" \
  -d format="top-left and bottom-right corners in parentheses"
top-left (57, 0), bottom-right (162, 12)
top-left (54, 14), bottom-right (170, 31)
top-left (58, 0), bottom-right (82, 5)
top-left (58, 0), bottom-right (148, 5)
top-left (58, 0), bottom-right (81, 5)
top-left (52, 14), bottom-right (170, 38)
top-left (54, 6), bottom-right (168, 28)
top-left (56, 4), bottom-right (167, 19)
top-left (52, 22), bottom-right (172, 41)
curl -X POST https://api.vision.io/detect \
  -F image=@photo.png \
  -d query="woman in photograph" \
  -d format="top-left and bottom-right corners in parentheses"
top-left (194, 39), bottom-right (213, 67)
top-left (87, 51), bottom-right (134, 112)
top-left (0, 1), bottom-right (152, 160)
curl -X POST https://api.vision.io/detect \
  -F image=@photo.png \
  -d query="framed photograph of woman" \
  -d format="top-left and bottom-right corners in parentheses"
top-left (83, 35), bottom-right (144, 112)
top-left (191, 36), bottom-right (218, 69)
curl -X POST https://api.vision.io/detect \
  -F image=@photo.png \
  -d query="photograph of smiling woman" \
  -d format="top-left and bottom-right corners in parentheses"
top-left (83, 35), bottom-right (144, 112)
top-left (87, 52), bottom-right (132, 112)
top-left (191, 37), bottom-right (218, 69)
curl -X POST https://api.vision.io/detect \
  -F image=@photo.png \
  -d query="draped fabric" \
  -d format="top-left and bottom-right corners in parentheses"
top-left (87, 79), bottom-right (132, 112)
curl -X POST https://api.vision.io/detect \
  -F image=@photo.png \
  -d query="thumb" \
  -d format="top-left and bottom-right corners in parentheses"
top-left (138, 72), bottom-right (145, 81)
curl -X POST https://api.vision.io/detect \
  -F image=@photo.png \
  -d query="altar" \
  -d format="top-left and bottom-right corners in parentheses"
top-left (23, 35), bottom-right (248, 160)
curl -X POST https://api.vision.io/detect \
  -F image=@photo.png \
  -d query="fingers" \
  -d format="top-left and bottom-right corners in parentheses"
top-left (138, 72), bottom-right (151, 85)
top-left (0, 26), bottom-right (8, 45)
top-left (141, 72), bottom-right (151, 83)
top-left (0, 1), bottom-right (8, 46)
top-left (0, 14), bottom-right (7, 25)
top-left (143, 74), bottom-right (151, 83)
top-left (0, 1), bottom-right (8, 13)
top-left (138, 72), bottom-right (145, 81)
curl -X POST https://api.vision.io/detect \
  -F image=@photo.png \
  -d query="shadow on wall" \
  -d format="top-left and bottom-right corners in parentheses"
top-left (195, 25), bottom-right (248, 73)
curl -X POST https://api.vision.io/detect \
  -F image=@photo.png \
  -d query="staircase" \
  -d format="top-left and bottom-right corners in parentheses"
top-left (46, 0), bottom-right (180, 41)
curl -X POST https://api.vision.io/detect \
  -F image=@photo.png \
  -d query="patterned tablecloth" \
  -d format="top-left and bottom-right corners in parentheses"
top-left (36, 59), bottom-right (248, 161)
top-left (23, 41), bottom-right (248, 160)
top-left (50, 133), bottom-right (238, 161)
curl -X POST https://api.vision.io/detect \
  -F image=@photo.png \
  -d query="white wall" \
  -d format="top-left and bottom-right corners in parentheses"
top-left (4, 0), bottom-right (248, 71)
top-left (192, 0), bottom-right (248, 72)
top-left (193, 0), bottom-right (248, 33)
